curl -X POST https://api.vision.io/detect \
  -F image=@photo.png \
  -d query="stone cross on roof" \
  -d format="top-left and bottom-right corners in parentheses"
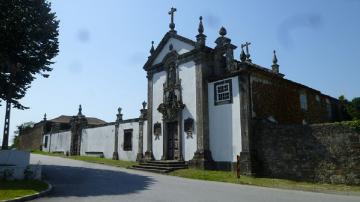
top-left (168, 7), bottom-right (177, 32)
top-left (241, 42), bottom-right (252, 62)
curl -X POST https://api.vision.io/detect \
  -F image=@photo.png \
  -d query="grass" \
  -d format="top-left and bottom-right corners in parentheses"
top-left (32, 150), bottom-right (137, 168)
top-left (169, 169), bottom-right (360, 194)
top-left (0, 180), bottom-right (48, 201)
top-left (68, 155), bottom-right (137, 168)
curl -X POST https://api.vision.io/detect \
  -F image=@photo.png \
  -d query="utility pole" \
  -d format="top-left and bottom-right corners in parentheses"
top-left (1, 63), bottom-right (21, 150)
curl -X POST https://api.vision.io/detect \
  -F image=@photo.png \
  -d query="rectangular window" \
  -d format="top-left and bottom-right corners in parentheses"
top-left (44, 136), bottom-right (48, 148)
top-left (123, 129), bottom-right (133, 151)
top-left (300, 92), bottom-right (308, 110)
top-left (214, 79), bottom-right (232, 105)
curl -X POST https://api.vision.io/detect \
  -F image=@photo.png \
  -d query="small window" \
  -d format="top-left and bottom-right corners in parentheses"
top-left (300, 92), bottom-right (308, 110)
top-left (214, 79), bottom-right (232, 105)
top-left (315, 95), bottom-right (320, 102)
top-left (44, 136), bottom-right (48, 148)
top-left (123, 129), bottom-right (133, 151)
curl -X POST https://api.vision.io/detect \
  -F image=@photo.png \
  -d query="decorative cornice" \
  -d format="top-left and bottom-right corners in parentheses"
top-left (146, 48), bottom-right (213, 74)
top-left (143, 32), bottom-right (197, 71)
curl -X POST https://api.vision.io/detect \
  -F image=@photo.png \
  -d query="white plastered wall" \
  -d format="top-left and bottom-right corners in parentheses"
top-left (45, 131), bottom-right (71, 154)
top-left (179, 61), bottom-right (197, 161)
top-left (81, 125), bottom-right (115, 159)
top-left (208, 76), bottom-right (242, 162)
top-left (152, 71), bottom-right (166, 160)
top-left (117, 122), bottom-right (140, 161)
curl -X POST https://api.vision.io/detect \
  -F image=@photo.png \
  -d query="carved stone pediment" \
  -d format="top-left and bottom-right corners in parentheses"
top-left (158, 100), bottom-right (185, 121)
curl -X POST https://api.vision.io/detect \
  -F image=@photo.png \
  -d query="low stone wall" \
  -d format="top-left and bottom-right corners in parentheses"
top-left (253, 121), bottom-right (360, 185)
top-left (18, 124), bottom-right (44, 151)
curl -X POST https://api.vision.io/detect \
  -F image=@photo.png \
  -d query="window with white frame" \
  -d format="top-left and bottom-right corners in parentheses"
top-left (214, 79), bottom-right (232, 105)
top-left (299, 92), bottom-right (308, 110)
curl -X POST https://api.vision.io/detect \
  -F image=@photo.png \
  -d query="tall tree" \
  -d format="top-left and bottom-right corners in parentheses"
top-left (0, 0), bottom-right (59, 149)
top-left (339, 95), bottom-right (360, 120)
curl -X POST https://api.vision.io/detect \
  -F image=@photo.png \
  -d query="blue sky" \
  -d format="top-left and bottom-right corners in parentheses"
top-left (1, 0), bottom-right (360, 144)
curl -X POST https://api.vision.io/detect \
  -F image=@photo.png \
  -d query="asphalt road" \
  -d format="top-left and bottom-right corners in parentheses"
top-left (30, 154), bottom-right (359, 202)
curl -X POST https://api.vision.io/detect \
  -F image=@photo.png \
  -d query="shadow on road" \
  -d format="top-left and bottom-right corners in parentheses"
top-left (42, 165), bottom-right (155, 197)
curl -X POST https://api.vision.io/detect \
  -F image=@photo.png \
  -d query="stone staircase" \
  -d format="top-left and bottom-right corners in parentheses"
top-left (132, 160), bottom-right (188, 173)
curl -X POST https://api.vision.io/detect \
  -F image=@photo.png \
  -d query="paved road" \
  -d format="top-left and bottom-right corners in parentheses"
top-left (30, 154), bottom-right (359, 202)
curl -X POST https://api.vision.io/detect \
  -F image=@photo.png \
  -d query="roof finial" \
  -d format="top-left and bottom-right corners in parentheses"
top-left (116, 107), bottom-right (123, 122)
top-left (272, 50), bottom-right (280, 74)
top-left (273, 50), bottom-right (278, 64)
top-left (198, 16), bottom-right (204, 34)
top-left (142, 101), bottom-right (147, 110)
top-left (78, 104), bottom-right (82, 116)
top-left (150, 41), bottom-right (155, 54)
top-left (168, 7), bottom-right (177, 32)
top-left (219, 26), bottom-right (227, 37)
top-left (43, 113), bottom-right (47, 122)
top-left (196, 16), bottom-right (206, 48)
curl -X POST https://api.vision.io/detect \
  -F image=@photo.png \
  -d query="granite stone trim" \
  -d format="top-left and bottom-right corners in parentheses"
top-left (146, 48), bottom-right (213, 75)
top-left (145, 74), bottom-right (154, 161)
top-left (136, 119), bottom-right (144, 162)
top-left (112, 121), bottom-right (119, 160)
top-left (143, 32), bottom-right (213, 69)
top-left (238, 72), bottom-right (255, 175)
top-left (213, 79), bottom-right (233, 106)
top-left (189, 52), bottom-right (214, 169)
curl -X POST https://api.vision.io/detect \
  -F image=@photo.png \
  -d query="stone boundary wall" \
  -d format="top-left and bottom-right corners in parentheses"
top-left (253, 121), bottom-right (360, 185)
top-left (18, 124), bottom-right (44, 151)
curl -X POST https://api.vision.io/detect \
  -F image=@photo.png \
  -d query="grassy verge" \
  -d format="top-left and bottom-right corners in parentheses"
top-left (32, 150), bottom-right (137, 168)
top-left (0, 180), bottom-right (48, 201)
top-left (169, 169), bottom-right (360, 193)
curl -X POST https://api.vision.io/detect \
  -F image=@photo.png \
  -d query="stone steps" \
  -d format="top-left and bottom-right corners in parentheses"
top-left (131, 160), bottom-right (188, 173)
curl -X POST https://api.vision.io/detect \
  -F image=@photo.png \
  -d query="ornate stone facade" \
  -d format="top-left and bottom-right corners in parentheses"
top-left (142, 8), bottom-right (344, 173)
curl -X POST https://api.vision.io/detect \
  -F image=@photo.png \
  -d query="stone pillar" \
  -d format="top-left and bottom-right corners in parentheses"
top-left (41, 113), bottom-right (47, 151)
top-left (137, 102), bottom-right (147, 162)
top-left (144, 73), bottom-right (154, 161)
top-left (113, 107), bottom-right (122, 160)
top-left (189, 54), bottom-right (214, 169)
top-left (178, 111), bottom-right (184, 161)
top-left (161, 121), bottom-right (167, 160)
top-left (70, 105), bottom-right (87, 156)
top-left (239, 72), bottom-right (255, 175)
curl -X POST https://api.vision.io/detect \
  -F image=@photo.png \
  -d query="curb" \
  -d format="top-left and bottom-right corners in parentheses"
top-left (1, 180), bottom-right (52, 202)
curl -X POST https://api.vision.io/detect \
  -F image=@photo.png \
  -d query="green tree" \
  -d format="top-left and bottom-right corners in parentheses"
top-left (10, 121), bottom-right (35, 149)
top-left (10, 135), bottom-right (19, 149)
top-left (0, 0), bottom-right (59, 149)
top-left (339, 95), bottom-right (360, 120)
